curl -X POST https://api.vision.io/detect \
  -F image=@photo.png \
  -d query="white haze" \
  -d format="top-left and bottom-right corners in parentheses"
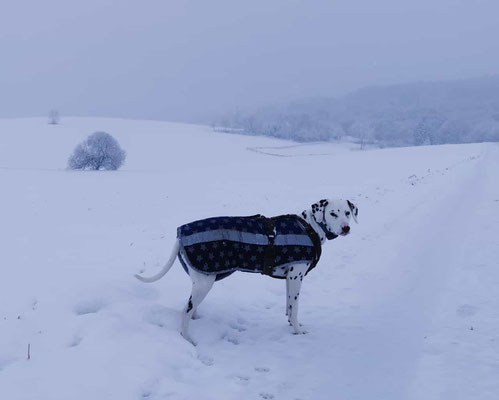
top-left (1, 0), bottom-right (499, 122)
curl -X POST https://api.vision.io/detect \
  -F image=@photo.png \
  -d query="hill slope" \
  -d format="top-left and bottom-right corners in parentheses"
top-left (1, 118), bottom-right (498, 399)
top-left (223, 76), bottom-right (499, 145)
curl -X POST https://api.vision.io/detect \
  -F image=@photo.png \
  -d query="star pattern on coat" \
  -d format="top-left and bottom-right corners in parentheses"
top-left (177, 215), bottom-right (320, 280)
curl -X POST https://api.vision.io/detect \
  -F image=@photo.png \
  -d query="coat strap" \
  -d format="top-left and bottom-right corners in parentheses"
top-left (262, 217), bottom-right (277, 276)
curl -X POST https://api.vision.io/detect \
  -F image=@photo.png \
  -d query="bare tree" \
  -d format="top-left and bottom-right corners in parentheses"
top-left (48, 110), bottom-right (60, 125)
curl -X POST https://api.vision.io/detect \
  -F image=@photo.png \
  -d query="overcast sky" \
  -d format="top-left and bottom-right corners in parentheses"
top-left (1, 0), bottom-right (498, 122)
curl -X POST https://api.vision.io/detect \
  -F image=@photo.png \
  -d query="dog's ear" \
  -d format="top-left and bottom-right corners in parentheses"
top-left (311, 199), bottom-right (329, 223)
top-left (347, 200), bottom-right (358, 223)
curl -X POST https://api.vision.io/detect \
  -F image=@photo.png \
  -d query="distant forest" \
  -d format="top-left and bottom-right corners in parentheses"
top-left (215, 76), bottom-right (499, 147)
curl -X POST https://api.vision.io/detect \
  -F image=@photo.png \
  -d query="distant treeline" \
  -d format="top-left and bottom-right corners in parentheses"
top-left (214, 76), bottom-right (499, 147)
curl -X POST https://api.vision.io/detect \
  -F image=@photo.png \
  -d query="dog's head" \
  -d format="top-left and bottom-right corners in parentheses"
top-left (311, 198), bottom-right (358, 239)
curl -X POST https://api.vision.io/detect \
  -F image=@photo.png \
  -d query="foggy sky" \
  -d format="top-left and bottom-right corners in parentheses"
top-left (1, 0), bottom-right (498, 122)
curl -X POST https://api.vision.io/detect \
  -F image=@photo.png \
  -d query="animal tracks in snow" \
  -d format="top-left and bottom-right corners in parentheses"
top-left (144, 305), bottom-right (176, 329)
top-left (404, 154), bottom-right (481, 187)
top-left (68, 334), bottom-right (83, 348)
top-left (229, 319), bottom-right (247, 332)
top-left (73, 299), bottom-right (106, 316)
top-left (222, 331), bottom-right (240, 345)
top-left (197, 354), bottom-right (214, 366)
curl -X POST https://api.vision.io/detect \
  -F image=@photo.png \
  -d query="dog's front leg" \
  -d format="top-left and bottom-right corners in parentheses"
top-left (286, 263), bottom-right (308, 334)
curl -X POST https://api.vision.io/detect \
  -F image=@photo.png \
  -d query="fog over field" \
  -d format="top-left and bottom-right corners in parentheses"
top-left (218, 76), bottom-right (499, 146)
top-left (1, 0), bottom-right (499, 128)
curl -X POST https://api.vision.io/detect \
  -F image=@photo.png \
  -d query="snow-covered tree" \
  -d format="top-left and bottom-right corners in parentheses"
top-left (413, 113), bottom-right (446, 145)
top-left (68, 132), bottom-right (126, 170)
top-left (213, 76), bottom-right (499, 146)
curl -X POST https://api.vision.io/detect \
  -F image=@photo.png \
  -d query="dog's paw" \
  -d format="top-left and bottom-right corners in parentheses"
top-left (191, 310), bottom-right (201, 320)
top-left (292, 325), bottom-right (308, 335)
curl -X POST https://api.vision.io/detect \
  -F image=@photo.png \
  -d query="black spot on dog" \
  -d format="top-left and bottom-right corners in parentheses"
top-left (290, 266), bottom-right (294, 272)
top-left (186, 297), bottom-right (193, 313)
top-left (294, 296), bottom-right (297, 300)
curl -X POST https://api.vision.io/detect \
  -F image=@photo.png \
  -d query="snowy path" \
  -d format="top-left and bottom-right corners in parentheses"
top-left (311, 143), bottom-right (499, 400)
top-left (1, 118), bottom-right (497, 400)
top-left (408, 144), bottom-right (499, 400)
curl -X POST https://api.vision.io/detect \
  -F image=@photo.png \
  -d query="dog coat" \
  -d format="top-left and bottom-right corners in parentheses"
top-left (177, 214), bottom-right (321, 281)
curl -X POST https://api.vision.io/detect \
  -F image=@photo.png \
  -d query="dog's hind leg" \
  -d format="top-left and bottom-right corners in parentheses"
top-left (286, 263), bottom-right (308, 334)
top-left (180, 268), bottom-right (216, 345)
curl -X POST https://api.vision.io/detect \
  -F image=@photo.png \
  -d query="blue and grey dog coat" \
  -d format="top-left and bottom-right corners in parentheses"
top-left (177, 214), bottom-right (322, 281)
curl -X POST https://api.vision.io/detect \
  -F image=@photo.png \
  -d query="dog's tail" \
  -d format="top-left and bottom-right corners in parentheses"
top-left (134, 239), bottom-right (180, 283)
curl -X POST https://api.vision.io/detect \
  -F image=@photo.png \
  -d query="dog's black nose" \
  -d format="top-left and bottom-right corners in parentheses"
top-left (342, 225), bottom-right (350, 233)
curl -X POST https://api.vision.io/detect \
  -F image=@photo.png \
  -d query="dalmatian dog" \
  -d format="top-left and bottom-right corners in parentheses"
top-left (135, 198), bottom-right (358, 345)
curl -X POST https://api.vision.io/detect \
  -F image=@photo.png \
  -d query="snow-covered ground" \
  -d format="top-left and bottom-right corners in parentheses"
top-left (1, 117), bottom-right (498, 400)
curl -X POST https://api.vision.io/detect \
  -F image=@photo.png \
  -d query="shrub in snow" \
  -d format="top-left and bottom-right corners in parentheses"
top-left (68, 132), bottom-right (126, 170)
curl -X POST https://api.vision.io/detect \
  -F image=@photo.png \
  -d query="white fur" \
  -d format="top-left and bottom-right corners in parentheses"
top-left (135, 198), bottom-right (358, 345)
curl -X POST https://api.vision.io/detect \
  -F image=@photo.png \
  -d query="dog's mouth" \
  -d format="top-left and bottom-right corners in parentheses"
top-left (325, 231), bottom-right (338, 240)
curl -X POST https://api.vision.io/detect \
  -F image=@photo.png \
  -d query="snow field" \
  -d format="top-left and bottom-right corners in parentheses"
top-left (0, 118), bottom-right (497, 399)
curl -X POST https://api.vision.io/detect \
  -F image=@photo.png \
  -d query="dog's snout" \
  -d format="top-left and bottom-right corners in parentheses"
top-left (342, 225), bottom-right (350, 233)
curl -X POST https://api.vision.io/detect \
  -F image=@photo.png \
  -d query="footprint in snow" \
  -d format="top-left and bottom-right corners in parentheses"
top-left (259, 393), bottom-right (274, 399)
top-left (198, 354), bottom-right (214, 366)
top-left (144, 306), bottom-right (175, 328)
top-left (233, 375), bottom-right (251, 385)
top-left (68, 334), bottom-right (83, 347)
top-left (73, 299), bottom-right (105, 315)
top-left (229, 320), bottom-right (247, 332)
top-left (222, 332), bottom-right (239, 345)
top-left (255, 366), bottom-right (270, 373)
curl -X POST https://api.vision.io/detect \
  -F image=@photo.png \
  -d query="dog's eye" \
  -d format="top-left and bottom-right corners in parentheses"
top-left (330, 212), bottom-right (338, 218)
top-left (345, 211), bottom-right (350, 216)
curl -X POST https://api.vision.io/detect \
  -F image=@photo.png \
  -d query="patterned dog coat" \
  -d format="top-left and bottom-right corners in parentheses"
top-left (177, 214), bottom-right (322, 281)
